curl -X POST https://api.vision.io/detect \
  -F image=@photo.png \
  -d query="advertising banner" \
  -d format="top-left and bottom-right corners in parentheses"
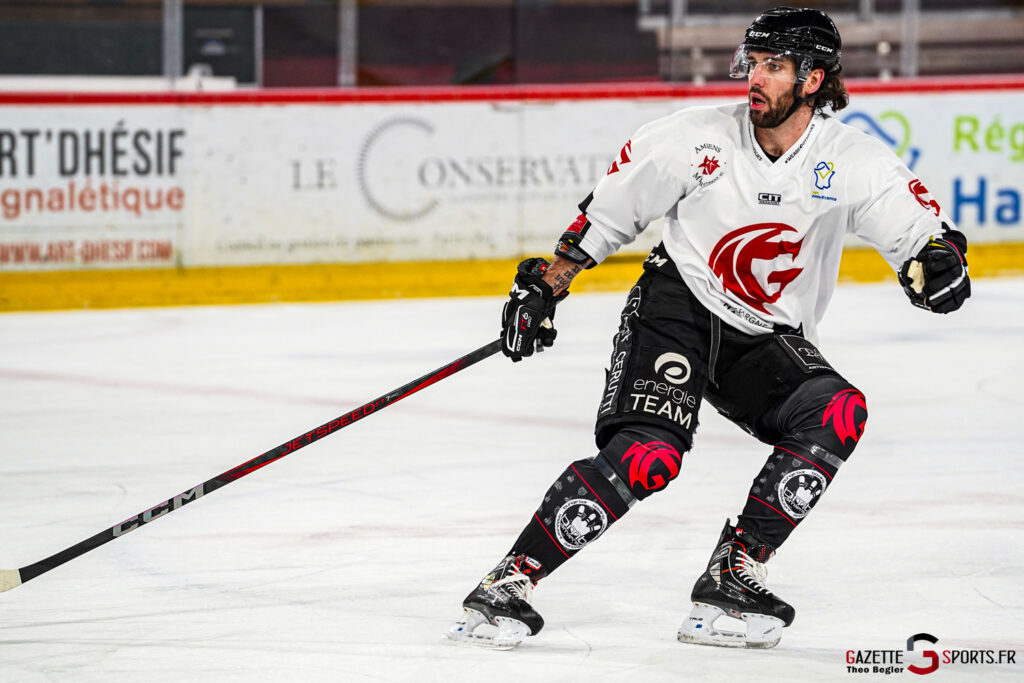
top-left (185, 98), bottom-right (719, 267)
top-left (837, 90), bottom-right (1022, 244)
top-left (0, 107), bottom-right (187, 270)
top-left (1, 84), bottom-right (1021, 272)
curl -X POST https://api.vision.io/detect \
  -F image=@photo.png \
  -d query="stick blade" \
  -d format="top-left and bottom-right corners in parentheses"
top-left (0, 569), bottom-right (22, 593)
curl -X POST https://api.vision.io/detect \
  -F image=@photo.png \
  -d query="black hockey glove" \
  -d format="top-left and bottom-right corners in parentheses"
top-left (501, 257), bottom-right (568, 362)
top-left (898, 228), bottom-right (970, 314)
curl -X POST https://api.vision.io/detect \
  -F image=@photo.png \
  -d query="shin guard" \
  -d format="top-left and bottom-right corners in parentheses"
top-left (738, 436), bottom-right (846, 550)
top-left (510, 458), bottom-right (631, 575)
top-left (739, 376), bottom-right (868, 550)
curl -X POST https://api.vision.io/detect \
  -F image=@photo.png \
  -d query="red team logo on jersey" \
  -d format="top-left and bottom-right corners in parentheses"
top-left (823, 388), bottom-right (867, 445)
top-left (621, 441), bottom-right (682, 491)
top-left (908, 179), bottom-right (941, 216)
top-left (607, 140), bottom-right (632, 175)
top-left (708, 223), bottom-right (804, 314)
top-left (698, 156), bottom-right (720, 176)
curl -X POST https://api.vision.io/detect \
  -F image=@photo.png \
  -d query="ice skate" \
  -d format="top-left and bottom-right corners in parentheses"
top-left (444, 554), bottom-right (546, 650)
top-left (677, 520), bottom-right (794, 649)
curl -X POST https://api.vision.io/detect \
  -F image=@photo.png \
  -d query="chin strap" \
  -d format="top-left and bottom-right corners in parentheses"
top-left (777, 83), bottom-right (812, 126)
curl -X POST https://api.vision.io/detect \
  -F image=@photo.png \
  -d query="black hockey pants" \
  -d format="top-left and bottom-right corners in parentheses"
top-left (511, 263), bottom-right (868, 575)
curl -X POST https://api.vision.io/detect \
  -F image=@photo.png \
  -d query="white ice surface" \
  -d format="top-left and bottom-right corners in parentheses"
top-left (1, 279), bottom-right (1023, 681)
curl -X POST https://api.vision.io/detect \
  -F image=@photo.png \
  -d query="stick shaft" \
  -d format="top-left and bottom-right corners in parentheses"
top-left (3, 339), bottom-right (502, 591)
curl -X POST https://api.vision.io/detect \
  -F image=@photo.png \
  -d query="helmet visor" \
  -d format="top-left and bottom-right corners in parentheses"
top-left (729, 45), bottom-right (812, 83)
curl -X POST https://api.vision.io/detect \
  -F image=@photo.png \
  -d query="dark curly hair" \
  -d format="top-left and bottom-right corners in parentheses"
top-left (810, 64), bottom-right (849, 113)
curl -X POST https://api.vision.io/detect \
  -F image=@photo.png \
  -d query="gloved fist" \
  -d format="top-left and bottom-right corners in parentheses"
top-left (501, 257), bottom-right (568, 362)
top-left (898, 230), bottom-right (970, 314)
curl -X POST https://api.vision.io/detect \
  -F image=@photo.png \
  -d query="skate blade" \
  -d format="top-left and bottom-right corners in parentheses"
top-left (677, 602), bottom-right (783, 649)
top-left (443, 608), bottom-right (531, 650)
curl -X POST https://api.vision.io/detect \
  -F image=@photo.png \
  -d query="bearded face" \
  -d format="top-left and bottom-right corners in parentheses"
top-left (749, 82), bottom-right (798, 129)
top-left (744, 51), bottom-right (801, 129)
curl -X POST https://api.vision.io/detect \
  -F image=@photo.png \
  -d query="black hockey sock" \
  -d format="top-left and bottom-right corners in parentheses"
top-left (510, 458), bottom-right (631, 576)
top-left (738, 437), bottom-right (843, 550)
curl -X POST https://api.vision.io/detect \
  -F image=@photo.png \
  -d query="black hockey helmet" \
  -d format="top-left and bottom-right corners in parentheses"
top-left (730, 6), bottom-right (842, 82)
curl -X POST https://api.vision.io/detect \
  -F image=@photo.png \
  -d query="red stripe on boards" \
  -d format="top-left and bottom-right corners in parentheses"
top-left (1, 75), bottom-right (1021, 106)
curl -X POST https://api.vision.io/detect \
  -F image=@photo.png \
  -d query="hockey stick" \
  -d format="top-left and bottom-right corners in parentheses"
top-left (0, 338), bottom-right (503, 593)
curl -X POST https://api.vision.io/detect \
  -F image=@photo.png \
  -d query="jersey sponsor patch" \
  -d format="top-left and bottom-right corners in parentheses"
top-left (813, 161), bottom-right (835, 190)
top-left (698, 155), bottom-right (720, 175)
top-left (691, 142), bottom-right (727, 188)
top-left (811, 160), bottom-right (839, 202)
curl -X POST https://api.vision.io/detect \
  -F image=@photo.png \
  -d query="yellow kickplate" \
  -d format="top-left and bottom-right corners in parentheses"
top-left (1, 243), bottom-right (1021, 313)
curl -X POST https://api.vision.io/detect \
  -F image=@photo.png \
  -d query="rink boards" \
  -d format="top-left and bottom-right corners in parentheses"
top-left (1, 78), bottom-right (1022, 310)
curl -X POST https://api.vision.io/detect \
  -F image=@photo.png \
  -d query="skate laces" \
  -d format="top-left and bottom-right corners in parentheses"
top-left (489, 572), bottom-right (534, 603)
top-left (483, 555), bottom-right (537, 603)
top-left (731, 527), bottom-right (773, 592)
top-left (735, 550), bottom-right (770, 594)
top-left (747, 555), bottom-right (769, 587)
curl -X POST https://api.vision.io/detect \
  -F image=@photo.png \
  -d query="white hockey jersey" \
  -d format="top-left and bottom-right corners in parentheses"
top-left (575, 102), bottom-right (955, 342)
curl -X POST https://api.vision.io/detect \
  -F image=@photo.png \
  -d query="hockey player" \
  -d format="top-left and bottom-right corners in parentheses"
top-left (446, 6), bottom-right (970, 650)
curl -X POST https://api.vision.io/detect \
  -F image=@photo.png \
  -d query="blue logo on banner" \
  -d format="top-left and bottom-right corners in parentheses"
top-left (842, 110), bottom-right (921, 171)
